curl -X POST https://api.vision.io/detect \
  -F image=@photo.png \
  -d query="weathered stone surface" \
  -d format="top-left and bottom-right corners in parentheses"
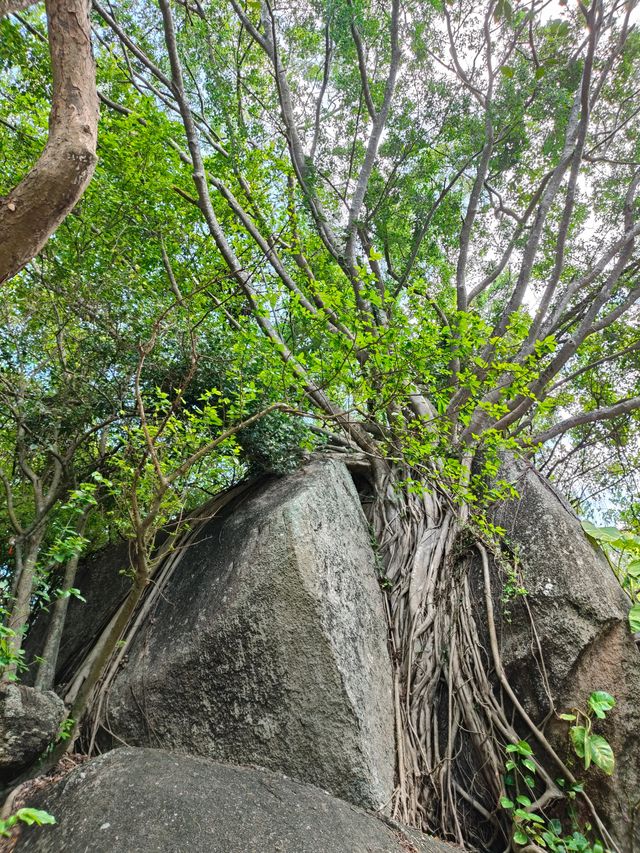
top-left (0, 684), bottom-right (64, 775)
top-left (24, 541), bottom-right (131, 689)
top-left (490, 457), bottom-right (640, 852)
top-left (16, 748), bottom-right (455, 853)
top-left (102, 460), bottom-right (394, 809)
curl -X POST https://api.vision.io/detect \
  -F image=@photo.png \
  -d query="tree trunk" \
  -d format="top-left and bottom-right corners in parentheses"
top-left (0, 0), bottom-right (98, 285)
top-left (4, 530), bottom-right (45, 679)
top-left (34, 513), bottom-right (89, 692)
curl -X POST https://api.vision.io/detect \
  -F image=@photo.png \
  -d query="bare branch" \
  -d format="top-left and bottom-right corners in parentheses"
top-left (349, 3), bottom-right (377, 121)
top-left (158, 0), bottom-right (375, 453)
top-left (530, 396), bottom-right (640, 446)
top-left (345, 0), bottom-right (400, 267)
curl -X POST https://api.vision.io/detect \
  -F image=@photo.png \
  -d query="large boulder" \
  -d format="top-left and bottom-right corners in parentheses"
top-left (15, 747), bottom-right (454, 853)
top-left (490, 457), bottom-right (640, 852)
top-left (0, 684), bottom-right (65, 778)
top-left (101, 460), bottom-right (395, 810)
top-left (24, 540), bottom-right (131, 689)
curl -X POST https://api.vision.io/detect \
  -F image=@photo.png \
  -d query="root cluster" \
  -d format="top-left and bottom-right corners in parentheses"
top-left (369, 466), bottom-right (615, 851)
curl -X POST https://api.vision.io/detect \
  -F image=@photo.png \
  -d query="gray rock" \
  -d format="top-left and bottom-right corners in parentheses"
top-left (489, 457), bottom-right (640, 852)
top-left (0, 684), bottom-right (65, 774)
top-left (15, 747), bottom-right (456, 853)
top-left (103, 460), bottom-right (395, 810)
top-left (24, 540), bottom-right (131, 688)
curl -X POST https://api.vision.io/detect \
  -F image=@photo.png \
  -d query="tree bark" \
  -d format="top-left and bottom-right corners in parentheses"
top-left (4, 529), bottom-right (45, 679)
top-left (34, 512), bottom-right (89, 692)
top-left (0, 0), bottom-right (98, 285)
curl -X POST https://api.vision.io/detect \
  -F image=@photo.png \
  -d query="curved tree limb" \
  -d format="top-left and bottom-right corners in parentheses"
top-left (0, 0), bottom-right (34, 17)
top-left (0, 0), bottom-right (98, 285)
top-left (529, 395), bottom-right (640, 447)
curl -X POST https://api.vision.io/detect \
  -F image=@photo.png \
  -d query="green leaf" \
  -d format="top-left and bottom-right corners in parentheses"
top-left (581, 521), bottom-right (623, 545)
top-left (588, 691), bottom-right (615, 719)
top-left (527, 813), bottom-right (545, 825)
top-left (629, 603), bottom-right (640, 634)
top-left (500, 796), bottom-right (514, 809)
top-left (516, 794), bottom-right (532, 807)
top-left (627, 560), bottom-right (640, 579)
top-left (521, 758), bottom-right (536, 773)
top-left (500, 65), bottom-right (515, 79)
top-left (516, 740), bottom-right (533, 756)
top-left (13, 808), bottom-right (56, 828)
top-left (514, 830), bottom-right (529, 846)
top-left (570, 726), bottom-right (587, 759)
top-left (588, 735), bottom-right (615, 775)
top-left (558, 713), bottom-right (577, 721)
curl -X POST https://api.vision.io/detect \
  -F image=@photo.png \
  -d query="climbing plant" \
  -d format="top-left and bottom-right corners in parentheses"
top-left (582, 521), bottom-right (640, 635)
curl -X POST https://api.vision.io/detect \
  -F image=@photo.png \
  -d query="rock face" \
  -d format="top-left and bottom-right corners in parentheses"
top-left (0, 684), bottom-right (64, 776)
top-left (24, 541), bottom-right (131, 689)
top-left (490, 457), bottom-right (640, 852)
top-left (102, 460), bottom-right (395, 810)
top-left (16, 747), bottom-right (453, 853)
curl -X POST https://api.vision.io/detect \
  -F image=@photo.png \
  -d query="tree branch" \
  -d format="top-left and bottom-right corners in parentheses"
top-left (530, 396), bottom-right (640, 446)
top-left (0, 0), bottom-right (98, 284)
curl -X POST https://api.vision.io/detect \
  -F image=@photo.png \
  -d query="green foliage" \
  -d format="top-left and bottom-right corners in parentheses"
top-left (499, 553), bottom-right (528, 620)
top-left (501, 706), bottom-right (613, 852)
top-left (0, 808), bottom-right (55, 837)
top-left (562, 691), bottom-right (616, 776)
top-left (0, 612), bottom-right (26, 679)
top-left (582, 521), bottom-right (640, 635)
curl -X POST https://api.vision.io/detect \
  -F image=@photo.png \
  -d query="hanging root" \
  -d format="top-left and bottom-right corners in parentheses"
top-left (370, 467), bottom-right (617, 852)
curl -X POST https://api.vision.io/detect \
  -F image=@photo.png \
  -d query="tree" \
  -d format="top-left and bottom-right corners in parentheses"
top-left (0, 62), bottom-right (304, 713)
top-left (1, 0), bottom-right (639, 848)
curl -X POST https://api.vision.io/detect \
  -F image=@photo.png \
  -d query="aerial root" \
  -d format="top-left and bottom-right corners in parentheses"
top-left (372, 473), bottom-right (616, 851)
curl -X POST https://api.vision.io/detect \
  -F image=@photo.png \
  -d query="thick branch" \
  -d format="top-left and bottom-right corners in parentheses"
top-left (0, 0), bottom-right (98, 284)
top-left (0, 0), bottom-right (35, 17)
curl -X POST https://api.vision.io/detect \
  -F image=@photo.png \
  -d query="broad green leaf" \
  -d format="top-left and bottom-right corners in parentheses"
top-left (527, 813), bottom-right (545, 825)
top-left (514, 830), bottom-right (529, 846)
top-left (570, 726), bottom-right (587, 759)
top-left (500, 796), bottom-right (514, 809)
top-left (630, 604), bottom-right (640, 634)
top-left (588, 691), bottom-right (615, 719)
top-left (588, 735), bottom-right (615, 775)
top-left (13, 808), bottom-right (56, 827)
top-left (516, 740), bottom-right (533, 756)
top-left (581, 521), bottom-right (624, 545)
top-left (627, 560), bottom-right (640, 578)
